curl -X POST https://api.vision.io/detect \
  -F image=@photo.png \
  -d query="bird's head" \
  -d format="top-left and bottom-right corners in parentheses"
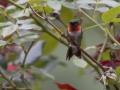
top-left (68, 19), bottom-right (81, 32)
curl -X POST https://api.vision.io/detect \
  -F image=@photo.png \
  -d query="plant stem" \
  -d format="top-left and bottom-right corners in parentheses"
top-left (105, 28), bottom-right (120, 45)
top-left (80, 48), bottom-right (106, 72)
top-left (97, 34), bottom-right (108, 61)
top-left (82, 54), bottom-right (102, 76)
top-left (0, 71), bottom-right (16, 88)
top-left (114, 85), bottom-right (119, 90)
top-left (6, 0), bottom-right (24, 9)
top-left (82, 23), bottom-right (106, 32)
top-left (21, 41), bottom-right (35, 67)
top-left (15, 31), bottom-right (27, 55)
top-left (93, 0), bottom-right (100, 20)
top-left (20, 73), bottom-right (29, 89)
top-left (57, 18), bottom-right (68, 28)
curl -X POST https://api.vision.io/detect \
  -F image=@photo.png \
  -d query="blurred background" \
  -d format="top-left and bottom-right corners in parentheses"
top-left (0, 0), bottom-right (120, 90)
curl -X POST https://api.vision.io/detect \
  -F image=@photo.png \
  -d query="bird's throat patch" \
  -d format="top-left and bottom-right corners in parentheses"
top-left (68, 25), bottom-right (81, 32)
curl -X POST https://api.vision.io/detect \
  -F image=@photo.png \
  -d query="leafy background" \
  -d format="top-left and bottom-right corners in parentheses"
top-left (0, 0), bottom-right (120, 90)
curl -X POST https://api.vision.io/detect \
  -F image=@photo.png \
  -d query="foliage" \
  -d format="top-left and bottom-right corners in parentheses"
top-left (0, 0), bottom-right (120, 90)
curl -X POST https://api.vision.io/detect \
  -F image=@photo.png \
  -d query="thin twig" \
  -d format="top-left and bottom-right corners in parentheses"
top-left (82, 54), bottom-right (102, 76)
top-left (97, 34), bottom-right (108, 61)
top-left (0, 71), bottom-right (16, 88)
top-left (93, 0), bottom-right (100, 20)
top-left (21, 41), bottom-right (35, 67)
top-left (79, 48), bottom-right (106, 72)
top-left (58, 18), bottom-right (68, 28)
top-left (105, 28), bottom-right (120, 45)
top-left (20, 73), bottom-right (30, 89)
top-left (82, 23), bottom-right (106, 32)
top-left (114, 85), bottom-right (119, 90)
top-left (15, 31), bottom-right (27, 55)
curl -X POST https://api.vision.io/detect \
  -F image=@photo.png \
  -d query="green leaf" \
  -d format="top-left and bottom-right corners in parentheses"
top-left (39, 33), bottom-right (58, 55)
top-left (0, 22), bottom-right (13, 28)
top-left (101, 50), bottom-right (110, 60)
top-left (31, 66), bottom-right (55, 80)
top-left (73, 57), bottom-right (87, 68)
top-left (79, 4), bottom-right (94, 10)
top-left (6, 15), bottom-right (17, 24)
top-left (111, 45), bottom-right (120, 50)
top-left (33, 5), bottom-right (52, 15)
top-left (96, 7), bottom-right (109, 13)
top-left (10, 9), bottom-right (29, 18)
top-left (17, 19), bottom-right (34, 24)
top-left (18, 24), bottom-right (42, 30)
top-left (77, 0), bottom-right (119, 7)
top-left (14, 35), bottom-right (39, 45)
top-left (61, 2), bottom-right (77, 9)
top-left (0, 8), bottom-right (17, 23)
top-left (47, 1), bottom-right (61, 11)
top-left (0, 40), bottom-right (7, 46)
top-left (102, 6), bottom-right (120, 22)
top-left (76, 0), bottom-right (96, 4)
top-left (19, 31), bottom-right (38, 37)
top-left (5, 5), bottom-right (16, 12)
top-left (16, 0), bottom-right (28, 4)
top-left (99, 0), bottom-right (120, 7)
top-left (29, 0), bottom-right (41, 4)
top-left (0, 8), bottom-right (5, 16)
top-left (115, 66), bottom-right (120, 75)
top-left (2, 25), bottom-right (18, 38)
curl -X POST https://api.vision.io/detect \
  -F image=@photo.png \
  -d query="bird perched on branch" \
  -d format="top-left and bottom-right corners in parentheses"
top-left (66, 19), bottom-right (83, 60)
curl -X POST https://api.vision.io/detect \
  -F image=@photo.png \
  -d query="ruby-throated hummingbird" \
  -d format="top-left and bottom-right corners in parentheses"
top-left (66, 19), bottom-right (83, 60)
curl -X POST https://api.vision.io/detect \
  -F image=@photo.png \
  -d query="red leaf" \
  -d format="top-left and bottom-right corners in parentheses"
top-left (100, 60), bottom-right (120, 69)
top-left (100, 60), bottom-right (112, 67)
top-left (0, 0), bottom-right (8, 7)
top-left (114, 60), bottom-right (120, 68)
top-left (55, 82), bottom-right (77, 90)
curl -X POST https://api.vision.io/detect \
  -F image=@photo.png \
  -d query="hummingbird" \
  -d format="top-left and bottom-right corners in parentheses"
top-left (66, 19), bottom-right (83, 60)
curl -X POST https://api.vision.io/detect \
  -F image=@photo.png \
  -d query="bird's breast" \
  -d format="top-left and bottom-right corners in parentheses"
top-left (68, 30), bottom-right (81, 37)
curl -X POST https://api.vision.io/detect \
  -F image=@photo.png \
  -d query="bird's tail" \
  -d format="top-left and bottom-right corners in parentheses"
top-left (75, 47), bottom-right (81, 59)
top-left (66, 46), bottom-right (81, 60)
